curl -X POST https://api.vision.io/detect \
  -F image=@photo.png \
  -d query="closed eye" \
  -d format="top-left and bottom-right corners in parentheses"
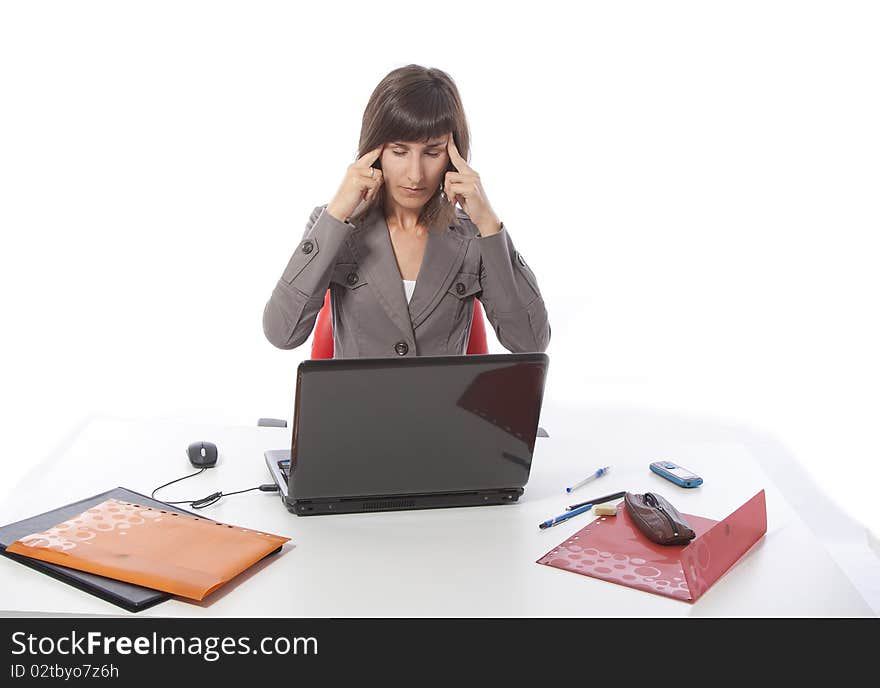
top-left (392, 151), bottom-right (441, 157)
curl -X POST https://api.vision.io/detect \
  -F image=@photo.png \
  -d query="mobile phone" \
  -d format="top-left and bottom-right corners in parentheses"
top-left (649, 461), bottom-right (703, 488)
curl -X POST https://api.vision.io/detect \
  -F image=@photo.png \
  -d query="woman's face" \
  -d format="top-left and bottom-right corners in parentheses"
top-left (380, 133), bottom-right (451, 210)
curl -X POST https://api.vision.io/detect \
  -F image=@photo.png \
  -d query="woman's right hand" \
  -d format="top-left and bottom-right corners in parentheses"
top-left (326, 145), bottom-right (384, 222)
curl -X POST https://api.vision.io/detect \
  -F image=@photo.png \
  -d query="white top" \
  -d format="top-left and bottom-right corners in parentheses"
top-left (403, 279), bottom-right (416, 303)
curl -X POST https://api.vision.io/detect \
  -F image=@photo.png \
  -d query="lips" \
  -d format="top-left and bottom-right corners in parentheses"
top-left (401, 186), bottom-right (425, 191)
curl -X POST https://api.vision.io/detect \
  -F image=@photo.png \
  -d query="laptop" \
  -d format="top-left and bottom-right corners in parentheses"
top-left (264, 352), bottom-right (549, 515)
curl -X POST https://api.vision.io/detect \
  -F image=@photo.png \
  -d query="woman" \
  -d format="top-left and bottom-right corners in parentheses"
top-left (263, 64), bottom-right (550, 358)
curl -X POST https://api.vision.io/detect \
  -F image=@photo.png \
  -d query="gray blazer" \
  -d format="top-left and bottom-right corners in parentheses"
top-left (263, 203), bottom-right (550, 358)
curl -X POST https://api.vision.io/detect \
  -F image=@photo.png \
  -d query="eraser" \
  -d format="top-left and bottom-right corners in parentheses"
top-left (594, 504), bottom-right (618, 516)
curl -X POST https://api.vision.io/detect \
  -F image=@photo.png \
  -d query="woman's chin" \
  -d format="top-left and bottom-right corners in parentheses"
top-left (390, 192), bottom-right (427, 208)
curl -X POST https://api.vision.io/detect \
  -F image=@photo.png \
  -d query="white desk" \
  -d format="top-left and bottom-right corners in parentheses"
top-left (0, 402), bottom-right (873, 617)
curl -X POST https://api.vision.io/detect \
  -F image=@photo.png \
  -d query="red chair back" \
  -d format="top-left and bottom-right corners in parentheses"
top-left (310, 289), bottom-right (489, 359)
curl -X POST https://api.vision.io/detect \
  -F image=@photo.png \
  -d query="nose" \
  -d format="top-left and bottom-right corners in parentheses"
top-left (406, 158), bottom-right (424, 187)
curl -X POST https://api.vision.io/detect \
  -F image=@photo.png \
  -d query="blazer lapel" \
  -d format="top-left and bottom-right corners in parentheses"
top-left (348, 205), bottom-right (415, 342)
top-left (407, 216), bottom-right (467, 329)
top-left (348, 205), bottom-right (468, 340)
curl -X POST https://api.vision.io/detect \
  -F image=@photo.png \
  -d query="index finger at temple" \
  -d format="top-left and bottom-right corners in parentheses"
top-left (357, 145), bottom-right (384, 167)
top-left (447, 135), bottom-right (468, 168)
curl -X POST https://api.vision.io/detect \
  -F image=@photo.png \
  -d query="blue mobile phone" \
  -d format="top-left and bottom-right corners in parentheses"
top-left (649, 461), bottom-right (703, 488)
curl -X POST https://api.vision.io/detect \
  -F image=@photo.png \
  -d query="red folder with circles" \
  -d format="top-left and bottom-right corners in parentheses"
top-left (537, 491), bottom-right (767, 602)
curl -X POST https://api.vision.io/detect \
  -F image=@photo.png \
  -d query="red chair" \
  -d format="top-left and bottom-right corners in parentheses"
top-left (310, 289), bottom-right (489, 359)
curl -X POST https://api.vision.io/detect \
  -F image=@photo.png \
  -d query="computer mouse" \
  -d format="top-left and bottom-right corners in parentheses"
top-left (187, 441), bottom-right (218, 468)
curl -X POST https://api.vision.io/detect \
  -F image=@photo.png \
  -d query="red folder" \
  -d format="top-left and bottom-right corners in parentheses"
top-left (537, 490), bottom-right (767, 602)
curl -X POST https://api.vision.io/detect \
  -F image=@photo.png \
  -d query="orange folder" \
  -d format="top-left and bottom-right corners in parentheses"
top-left (6, 498), bottom-right (290, 601)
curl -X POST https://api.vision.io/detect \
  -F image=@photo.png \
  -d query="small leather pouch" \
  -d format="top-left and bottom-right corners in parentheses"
top-left (624, 491), bottom-right (696, 546)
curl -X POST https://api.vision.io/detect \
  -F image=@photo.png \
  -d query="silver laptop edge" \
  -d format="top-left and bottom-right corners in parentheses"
top-left (264, 449), bottom-right (290, 499)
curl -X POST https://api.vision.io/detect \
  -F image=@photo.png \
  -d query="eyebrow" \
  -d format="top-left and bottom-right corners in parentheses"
top-left (391, 141), bottom-right (445, 148)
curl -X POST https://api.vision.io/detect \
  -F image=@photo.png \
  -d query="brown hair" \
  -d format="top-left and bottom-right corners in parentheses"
top-left (348, 64), bottom-right (471, 229)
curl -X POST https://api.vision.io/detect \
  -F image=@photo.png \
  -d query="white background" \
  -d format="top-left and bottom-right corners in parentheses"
top-left (1, 1), bottom-right (878, 542)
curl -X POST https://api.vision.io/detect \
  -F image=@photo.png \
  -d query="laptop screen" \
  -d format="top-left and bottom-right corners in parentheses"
top-left (290, 354), bottom-right (548, 499)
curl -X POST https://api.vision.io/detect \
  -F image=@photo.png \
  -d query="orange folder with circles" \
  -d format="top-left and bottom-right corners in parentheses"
top-left (6, 498), bottom-right (290, 601)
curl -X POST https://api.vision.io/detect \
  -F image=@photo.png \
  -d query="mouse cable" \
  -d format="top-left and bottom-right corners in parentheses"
top-left (151, 469), bottom-right (278, 509)
top-left (151, 468), bottom-right (208, 500)
top-left (184, 485), bottom-right (279, 509)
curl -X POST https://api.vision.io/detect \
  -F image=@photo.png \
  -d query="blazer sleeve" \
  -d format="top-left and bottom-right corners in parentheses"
top-left (262, 204), bottom-right (354, 350)
top-left (476, 222), bottom-right (551, 353)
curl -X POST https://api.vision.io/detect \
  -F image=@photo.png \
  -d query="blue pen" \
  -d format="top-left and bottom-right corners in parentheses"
top-left (565, 466), bottom-right (610, 493)
top-left (539, 502), bottom-right (596, 529)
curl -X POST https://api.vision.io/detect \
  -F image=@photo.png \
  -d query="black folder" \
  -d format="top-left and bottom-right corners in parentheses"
top-left (0, 487), bottom-right (202, 613)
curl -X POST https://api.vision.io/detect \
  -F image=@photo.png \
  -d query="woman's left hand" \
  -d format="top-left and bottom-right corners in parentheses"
top-left (444, 134), bottom-right (502, 236)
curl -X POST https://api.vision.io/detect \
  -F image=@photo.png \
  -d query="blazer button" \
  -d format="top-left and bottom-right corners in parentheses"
top-left (456, 282), bottom-right (466, 295)
top-left (346, 272), bottom-right (359, 286)
top-left (394, 341), bottom-right (409, 356)
top-left (302, 241), bottom-right (314, 254)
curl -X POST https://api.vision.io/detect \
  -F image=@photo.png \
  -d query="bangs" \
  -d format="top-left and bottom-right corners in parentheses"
top-left (381, 86), bottom-right (456, 143)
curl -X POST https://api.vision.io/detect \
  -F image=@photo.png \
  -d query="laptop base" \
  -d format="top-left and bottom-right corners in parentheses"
top-left (285, 488), bottom-right (524, 516)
